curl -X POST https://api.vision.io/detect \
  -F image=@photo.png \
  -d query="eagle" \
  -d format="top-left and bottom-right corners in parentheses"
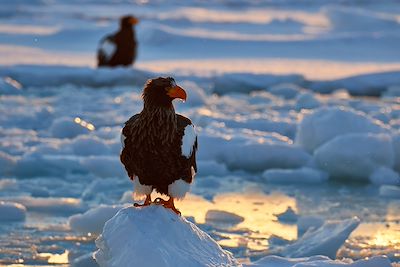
top-left (97, 15), bottom-right (139, 67)
top-left (120, 77), bottom-right (198, 215)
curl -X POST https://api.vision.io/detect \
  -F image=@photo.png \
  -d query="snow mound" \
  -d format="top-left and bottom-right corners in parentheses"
top-left (70, 136), bottom-right (111, 156)
top-left (0, 76), bottom-right (23, 95)
top-left (297, 216), bottom-right (325, 238)
top-left (246, 255), bottom-right (392, 267)
top-left (69, 205), bottom-right (125, 235)
top-left (218, 142), bottom-right (311, 172)
top-left (279, 217), bottom-right (360, 259)
top-left (369, 167), bottom-right (400, 185)
top-left (212, 73), bottom-right (304, 95)
top-left (296, 107), bottom-right (388, 152)
top-left (262, 168), bottom-right (329, 184)
top-left (295, 92), bottom-right (321, 110)
top-left (50, 117), bottom-right (92, 139)
top-left (0, 201), bottom-right (26, 221)
top-left (314, 133), bottom-right (394, 181)
top-left (275, 206), bottom-right (298, 223)
top-left (379, 185), bottom-right (400, 198)
top-left (0, 65), bottom-right (152, 88)
top-left (327, 6), bottom-right (400, 33)
top-left (0, 151), bottom-right (16, 176)
top-left (6, 196), bottom-right (85, 215)
top-left (310, 71), bottom-right (400, 96)
top-left (393, 133), bottom-right (400, 172)
top-left (80, 156), bottom-right (125, 178)
top-left (382, 85), bottom-right (400, 98)
top-left (268, 83), bottom-right (302, 99)
top-left (94, 206), bottom-right (239, 267)
top-left (71, 252), bottom-right (98, 267)
top-left (175, 81), bottom-right (207, 107)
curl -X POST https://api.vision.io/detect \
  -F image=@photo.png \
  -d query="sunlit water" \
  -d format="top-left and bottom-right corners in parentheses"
top-left (1, 180), bottom-right (399, 266)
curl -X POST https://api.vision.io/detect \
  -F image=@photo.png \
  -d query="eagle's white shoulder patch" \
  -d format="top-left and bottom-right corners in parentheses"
top-left (101, 39), bottom-right (116, 60)
top-left (120, 132), bottom-right (126, 148)
top-left (181, 124), bottom-right (196, 158)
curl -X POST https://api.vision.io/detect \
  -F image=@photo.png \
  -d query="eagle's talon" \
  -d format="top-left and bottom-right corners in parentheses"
top-left (133, 194), bottom-right (151, 207)
top-left (161, 197), bottom-right (181, 215)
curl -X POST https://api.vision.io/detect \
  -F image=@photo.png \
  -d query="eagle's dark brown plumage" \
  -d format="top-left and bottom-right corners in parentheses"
top-left (120, 77), bottom-right (197, 214)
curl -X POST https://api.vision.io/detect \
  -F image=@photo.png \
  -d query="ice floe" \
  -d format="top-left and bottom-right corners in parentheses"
top-left (262, 168), bottom-right (329, 184)
top-left (69, 204), bottom-right (126, 235)
top-left (0, 201), bottom-right (26, 221)
top-left (314, 133), bottom-right (394, 181)
top-left (278, 217), bottom-right (360, 258)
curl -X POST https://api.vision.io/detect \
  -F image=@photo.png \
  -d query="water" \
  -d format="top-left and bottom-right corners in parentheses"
top-left (1, 178), bottom-right (399, 265)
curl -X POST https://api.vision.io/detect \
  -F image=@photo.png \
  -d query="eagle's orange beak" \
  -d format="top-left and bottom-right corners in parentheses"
top-left (167, 86), bottom-right (187, 101)
top-left (130, 17), bottom-right (139, 25)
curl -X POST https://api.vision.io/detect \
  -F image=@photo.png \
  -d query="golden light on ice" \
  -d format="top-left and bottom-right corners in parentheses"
top-left (4, 77), bottom-right (22, 89)
top-left (177, 191), bottom-right (297, 251)
top-left (74, 117), bottom-right (95, 131)
top-left (37, 250), bottom-right (69, 264)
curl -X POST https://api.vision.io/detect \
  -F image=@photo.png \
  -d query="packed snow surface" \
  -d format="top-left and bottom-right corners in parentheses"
top-left (94, 206), bottom-right (240, 267)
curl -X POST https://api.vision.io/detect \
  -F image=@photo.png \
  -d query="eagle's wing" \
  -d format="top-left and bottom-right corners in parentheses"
top-left (97, 35), bottom-right (116, 65)
top-left (120, 114), bottom-right (140, 179)
top-left (177, 114), bottom-right (198, 176)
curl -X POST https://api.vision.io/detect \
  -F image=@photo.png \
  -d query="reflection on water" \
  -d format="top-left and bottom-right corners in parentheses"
top-left (177, 192), bottom-right (297, 252)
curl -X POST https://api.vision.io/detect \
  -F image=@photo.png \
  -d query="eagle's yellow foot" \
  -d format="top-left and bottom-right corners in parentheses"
top-left (133, 194), bottom-right (151, 207)
top-left (160, 197), bottom-right (181, 215)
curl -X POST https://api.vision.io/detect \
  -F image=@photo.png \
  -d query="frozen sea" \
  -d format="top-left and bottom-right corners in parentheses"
top-left (0, 0), bottom-right (400, 266)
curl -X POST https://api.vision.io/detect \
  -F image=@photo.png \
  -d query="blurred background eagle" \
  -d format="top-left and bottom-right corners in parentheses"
top-left (97, 15), bottom-right (139, 67)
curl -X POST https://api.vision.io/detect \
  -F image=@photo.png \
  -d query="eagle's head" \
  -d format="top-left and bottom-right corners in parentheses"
top-left (120, 15), bottom-right (139, 28)
top-left (142, 77), bottom-right (187, 108)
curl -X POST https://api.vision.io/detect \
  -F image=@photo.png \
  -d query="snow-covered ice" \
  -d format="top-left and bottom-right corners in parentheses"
top-left (314, 133), bottom-right (394, 181)
top-left (296, 107), bottom-right (388, 153)
top-left (262, 168), bottom-right (329, 184)
top-left (205, 209), bottom-right (245, 225)
top-left (0, 201), bottom-right (26, 221)
top-left (94, 206), bottom-right (240, 267)
top-left (379, 185), bottom-right (400, 198)
top-left (279, 217), bottom-right (360, 259)
top-left (69, 204), bottom-right (126, 235)
top-left (275, 206), bottom-right (298, 223)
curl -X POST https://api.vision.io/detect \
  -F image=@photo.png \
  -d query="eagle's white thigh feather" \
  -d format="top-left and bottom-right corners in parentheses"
top-left (168, 179), bottom-right (191, 199)
top-left (133, 177), bottom-right (152, 196)
top-left (181, 124), bottom-right (196, 158)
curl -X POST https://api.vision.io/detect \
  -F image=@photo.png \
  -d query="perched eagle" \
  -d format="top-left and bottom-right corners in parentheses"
top-left (97, 15), bottom-right (139, 67)
top-left (120, 77), bottom-right (198, 215)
